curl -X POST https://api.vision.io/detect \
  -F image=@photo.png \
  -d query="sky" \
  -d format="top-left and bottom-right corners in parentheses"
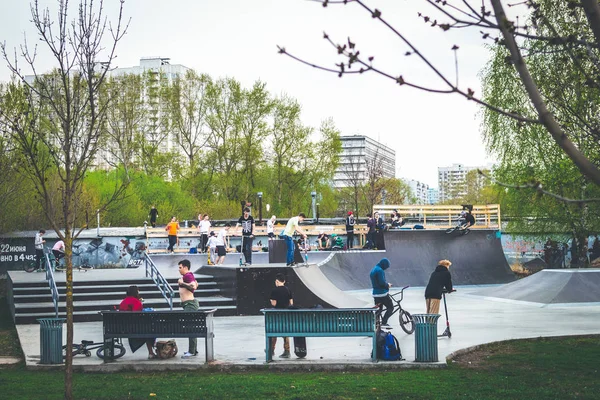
top-left (0, 0), bottom-right (499, 188)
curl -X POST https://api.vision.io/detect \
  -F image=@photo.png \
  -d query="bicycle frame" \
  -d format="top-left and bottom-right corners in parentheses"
top-left (388, 286), bottom-right (410, 316)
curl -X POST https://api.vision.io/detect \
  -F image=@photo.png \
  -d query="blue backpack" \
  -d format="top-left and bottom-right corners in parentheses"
top-left (377, 330), bottom-right (402, 361)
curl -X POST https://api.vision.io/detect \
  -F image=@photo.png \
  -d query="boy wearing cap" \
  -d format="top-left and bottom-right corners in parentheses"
top-left (424, 259), bottom-right (454, 314)
top-left (345, 211), bottom-right (355, 249)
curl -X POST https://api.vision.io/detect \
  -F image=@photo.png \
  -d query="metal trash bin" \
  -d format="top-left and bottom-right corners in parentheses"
top-left (38, 318), bottom-right (65, 364)
top-left (413, 314), bottom-right (440, 362)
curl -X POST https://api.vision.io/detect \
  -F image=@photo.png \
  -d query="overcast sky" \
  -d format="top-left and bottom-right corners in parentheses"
top-left (0, 0), bottom-right (499, 188)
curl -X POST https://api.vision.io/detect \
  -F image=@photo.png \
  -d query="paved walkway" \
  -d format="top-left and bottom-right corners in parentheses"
top-left (16, 286), bottom-right (600, 371)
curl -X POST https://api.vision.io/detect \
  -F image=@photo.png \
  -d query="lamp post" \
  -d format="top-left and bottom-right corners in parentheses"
top-left (316, 203), bottom-right (320, 223)
top-left (96, 209), bottom-right (100, 237)
top-left (381, 189), bottom-right (387, 205)
top-left (311, 191), bottom-right (317, 220)
top-left (257, 192), bottom-right (263, 225)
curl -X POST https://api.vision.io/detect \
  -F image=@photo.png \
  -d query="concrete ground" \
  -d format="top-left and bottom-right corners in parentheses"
top-left (15, 285), bottom-right (600, 371)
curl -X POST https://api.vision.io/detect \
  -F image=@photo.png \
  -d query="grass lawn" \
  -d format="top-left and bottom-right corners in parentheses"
top-left (1, 284), bottom-right (599, 399)
top-left (0, 336), bottom-right (598, 399)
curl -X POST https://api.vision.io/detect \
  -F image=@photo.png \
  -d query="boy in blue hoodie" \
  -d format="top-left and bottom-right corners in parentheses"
top-left (370, 258), bottom-right (393, 328)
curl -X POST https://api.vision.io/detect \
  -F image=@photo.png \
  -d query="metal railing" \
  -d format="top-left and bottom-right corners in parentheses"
top-left (43, 248), bottom-right (59, 317)
top-left (373, 204), bottom-right (502, 229)
top-left (144, 255), bottom-right (174, 310)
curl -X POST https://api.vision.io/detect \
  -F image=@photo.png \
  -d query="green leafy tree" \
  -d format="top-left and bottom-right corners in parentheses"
top-left (237, 81), bottom-right (274, 198)
top-left (168, 70), bottom-right (211, 181)
top-left (482, 0), bottom-right (600, 264)
top-left (269, 95), bottom-right (313, 213)
top-left (102, 73), bottom-right (146, 171)
top-left (205, 77), bottom-right (244, 201)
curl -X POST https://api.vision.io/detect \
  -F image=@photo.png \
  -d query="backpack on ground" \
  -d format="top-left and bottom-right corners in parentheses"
top-left (377, 330), bottom-right (403, 361)
top-left (155, 340), bottom-right (178, 359)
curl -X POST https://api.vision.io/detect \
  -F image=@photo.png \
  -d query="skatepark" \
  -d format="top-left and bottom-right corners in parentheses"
top-left (7, 228), bottom-right (600, 370)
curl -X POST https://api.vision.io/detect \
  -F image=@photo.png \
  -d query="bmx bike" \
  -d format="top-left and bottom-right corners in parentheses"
top-left (445, 218), bottom-right (470, 236)
top-left (63, 337), bottom-right (126, 359)
top-left (375, 285), bottom-right (415, 334)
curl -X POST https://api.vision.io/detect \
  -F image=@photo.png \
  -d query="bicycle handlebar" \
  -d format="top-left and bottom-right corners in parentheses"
top-left (390, 285), bottom-right (410, 297)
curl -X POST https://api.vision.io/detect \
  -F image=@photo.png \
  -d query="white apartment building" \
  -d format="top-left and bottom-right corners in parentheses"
top-left (407, 179), bottom-right (429, 204)
top-left (427, 187), bottom-right (439, 205)
top-left (96, 57), bottom-right (191, 170)
top-left (333, 135), bottom-right (396, 188)
top-left (108, 57), bottom-right (190, 80)
top-left (438, 163), bottom-right (491, 202)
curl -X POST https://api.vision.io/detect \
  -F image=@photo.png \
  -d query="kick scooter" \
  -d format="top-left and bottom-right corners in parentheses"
top-left (438, 289), bottom-right (456, 338)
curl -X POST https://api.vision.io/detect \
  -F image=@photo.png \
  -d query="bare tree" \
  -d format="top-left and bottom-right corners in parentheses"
top-left (278, 0), bottom-right (600, 190)
top-left (361, 148), bottom-right (386, 214)
top-left (339, 151), bottom-right (364, 216)
top-left (0, 1), bottom-right (128, 398)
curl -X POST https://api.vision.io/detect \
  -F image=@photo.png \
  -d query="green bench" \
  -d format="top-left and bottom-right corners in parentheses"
top-left (261, 308), bottom-right (378, 362)
top-left (101, 310), bottom-right (216, 363)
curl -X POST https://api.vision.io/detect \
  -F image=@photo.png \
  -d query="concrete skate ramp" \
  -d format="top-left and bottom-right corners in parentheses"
top-left (319, 229), bottom-right (515, 290)
top-left (471, 269), bottom-right (600, 304)
top-left (291, 263), bottom-right (369, 308)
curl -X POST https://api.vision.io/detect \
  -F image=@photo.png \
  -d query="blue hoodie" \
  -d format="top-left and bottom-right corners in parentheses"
top-left (370, 258), bottom-right (390, 296)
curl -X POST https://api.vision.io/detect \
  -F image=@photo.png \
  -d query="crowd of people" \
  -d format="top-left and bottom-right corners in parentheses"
top-left (150, 206), bottom-right (478, 257)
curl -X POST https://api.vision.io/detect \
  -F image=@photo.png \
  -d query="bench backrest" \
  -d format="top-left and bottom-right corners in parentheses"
top-left (262, 308), bottom-right (376, 335)
top-left (101, 310), bottom-right (216, 338)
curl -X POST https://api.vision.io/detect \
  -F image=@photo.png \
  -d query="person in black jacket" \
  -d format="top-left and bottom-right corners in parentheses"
top-left (424, 259), bottom-right (454, 314)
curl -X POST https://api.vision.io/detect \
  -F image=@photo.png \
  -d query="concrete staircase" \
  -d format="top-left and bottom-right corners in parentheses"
top-left (11, 275), bottom-right (236, 324)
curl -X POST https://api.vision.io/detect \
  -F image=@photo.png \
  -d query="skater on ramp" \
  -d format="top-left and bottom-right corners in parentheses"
top-left (282, 213), bottom-right (307, 266)
top-left (424, 259), bottom-right (454, 314)
top-left (370, 258), bottom-right (393, 329)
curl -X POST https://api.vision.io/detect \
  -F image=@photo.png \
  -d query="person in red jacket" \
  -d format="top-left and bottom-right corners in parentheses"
top-left (119, 285), bottom-right (157, 359)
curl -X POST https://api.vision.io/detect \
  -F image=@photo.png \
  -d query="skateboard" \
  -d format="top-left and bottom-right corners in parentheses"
top-left (293, 336), bottom-right (307, 358)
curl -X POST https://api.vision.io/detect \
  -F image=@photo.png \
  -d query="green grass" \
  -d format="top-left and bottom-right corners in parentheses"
top-left (0, 336), bottom-right (599, 399)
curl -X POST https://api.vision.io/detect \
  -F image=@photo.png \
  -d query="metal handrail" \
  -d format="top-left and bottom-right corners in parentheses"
top-left (144, 255), bottom-right (174, 310)
top-left (44, 249), bottom-right (59, 317)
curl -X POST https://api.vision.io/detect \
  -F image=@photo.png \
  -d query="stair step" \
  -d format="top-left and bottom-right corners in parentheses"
top-left (13, 288), bottom-right (222, 303)
top-left (10, 275), bottom-right (216, 289)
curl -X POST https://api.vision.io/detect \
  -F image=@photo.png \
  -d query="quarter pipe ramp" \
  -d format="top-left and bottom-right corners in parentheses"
top-left (318, 229), bottom-right (515, 290)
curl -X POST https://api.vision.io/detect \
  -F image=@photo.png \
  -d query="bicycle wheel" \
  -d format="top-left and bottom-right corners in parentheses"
top-left (63, 344), bottom-right (81, 358)
top-left (24, 260), bottom-right (37, 273)
top-left (462, 228), bottom-right (471, 236)
top-left (399, 310), bottom-right (415, 334)
top-left (445, 227), bottom-right (456, 234)
top-left (96, 344), bottom-right (126, 359)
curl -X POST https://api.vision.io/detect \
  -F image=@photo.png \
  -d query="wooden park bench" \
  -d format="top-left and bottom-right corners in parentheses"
top-left (261, 308), bottom-right (378, 363)
top-left (101, 309), bottom-right (216, 363)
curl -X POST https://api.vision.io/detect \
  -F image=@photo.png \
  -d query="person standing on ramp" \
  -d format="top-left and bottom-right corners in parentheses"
top-left (424, 259), bottom-right (454, 314)
top-left (370, 258), bottom-right (393, 329)
top-left (345, 211), bottom-right (355, 249)
top-left (282, 213), bottom-right (307, 266)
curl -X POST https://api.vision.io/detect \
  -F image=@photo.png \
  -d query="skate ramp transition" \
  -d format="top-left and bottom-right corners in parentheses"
top-left (148, 254), bottom-right (368, 315)
top-left (318, 229), bottom-right (515, 290)
top-left (470, 269), bottom-right (600, 304)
